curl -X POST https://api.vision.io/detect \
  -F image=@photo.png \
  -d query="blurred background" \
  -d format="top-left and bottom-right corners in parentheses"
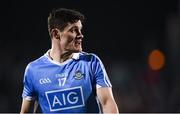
top-left (0, 0), bottom-right (179, 112)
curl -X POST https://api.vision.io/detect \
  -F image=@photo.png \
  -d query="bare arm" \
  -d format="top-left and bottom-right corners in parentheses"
top-left (20, 99), bottom-right (32, 114)
top-left (33, 100), bottom-right (39, 113)
top-left (97, 87), bottom-right (119, 113)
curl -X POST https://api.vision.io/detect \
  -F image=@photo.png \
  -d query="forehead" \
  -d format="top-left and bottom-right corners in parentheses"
top-left (65, 20), bottom-right (83, 30)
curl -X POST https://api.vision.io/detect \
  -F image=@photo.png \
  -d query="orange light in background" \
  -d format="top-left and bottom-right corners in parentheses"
top-left (148, 49), bottom-right (165, 70)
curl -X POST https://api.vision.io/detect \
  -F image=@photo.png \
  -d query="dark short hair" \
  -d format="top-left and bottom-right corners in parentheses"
top-left (48, 8), bottom-right (85, 35)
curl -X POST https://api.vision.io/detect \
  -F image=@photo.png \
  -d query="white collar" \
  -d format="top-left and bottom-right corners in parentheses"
top-left (72, 52), bottom-right (80, 60)
top-left (44, 49), bottom-right (80, 64)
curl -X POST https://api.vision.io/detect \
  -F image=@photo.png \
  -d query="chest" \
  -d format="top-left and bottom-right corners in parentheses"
top-left (32, 62), bottom-right (97, 111)
top-left (33, 63), bottom-right (94, 96)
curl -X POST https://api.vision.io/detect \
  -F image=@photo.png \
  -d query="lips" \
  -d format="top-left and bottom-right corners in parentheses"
top-left (75, 40), bottom-right (81, 46)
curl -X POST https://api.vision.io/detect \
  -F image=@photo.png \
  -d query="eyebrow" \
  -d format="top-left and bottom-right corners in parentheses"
top-left (70, 25), bottom-right (83, 30)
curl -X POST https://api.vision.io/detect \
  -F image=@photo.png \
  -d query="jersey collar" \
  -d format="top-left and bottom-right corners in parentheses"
top-left (45, 49), bottom-right (80, 60)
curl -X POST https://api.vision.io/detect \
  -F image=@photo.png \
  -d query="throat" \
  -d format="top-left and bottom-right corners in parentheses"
top-left (60, 53), bottom-right (73, 63)
top-left (48, 51), bottom-right (73, 63)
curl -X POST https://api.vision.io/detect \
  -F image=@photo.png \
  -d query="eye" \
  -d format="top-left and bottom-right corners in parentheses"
top-left (69, 29), bottom-right (74, 33)
top-left (69, 26), bottom-right (82, 34)
top-left (69, 28), bottom-right (76, 33)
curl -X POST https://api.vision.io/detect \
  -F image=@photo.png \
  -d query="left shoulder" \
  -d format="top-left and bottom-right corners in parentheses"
top-left (78, 51), bottom-right (101, 61)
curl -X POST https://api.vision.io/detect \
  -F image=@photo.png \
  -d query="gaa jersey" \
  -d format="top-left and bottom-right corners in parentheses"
top-left (22, 50), bottom-right (112, 113)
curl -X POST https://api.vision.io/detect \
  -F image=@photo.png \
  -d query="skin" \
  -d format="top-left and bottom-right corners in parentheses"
top-left (97, 87), bottom-right (119, 113)
top-left (49, 20), bottom-right (84, 63)
top-left (20, 20), bottom-right (119, 113)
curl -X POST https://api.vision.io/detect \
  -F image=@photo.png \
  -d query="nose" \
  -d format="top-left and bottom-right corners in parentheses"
top-left (76, 31), bottom-right (84, 39)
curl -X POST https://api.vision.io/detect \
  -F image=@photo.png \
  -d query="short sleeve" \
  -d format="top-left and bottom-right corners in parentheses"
top-left (22, 64), bottom-right (36, 101)
top-left (91, 54), bottom-right (112, 88)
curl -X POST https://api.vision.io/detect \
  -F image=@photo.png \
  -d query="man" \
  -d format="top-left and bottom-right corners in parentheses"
top-left (20, 8), bottom-right (119, 113)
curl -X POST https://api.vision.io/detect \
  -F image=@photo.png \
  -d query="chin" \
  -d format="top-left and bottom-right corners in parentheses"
top-left (74, 49), bottom-right (82, 53)
top-left (70, 49), bottom-right (82, 53)
top-left (68, 46), bottom-right (82, 53)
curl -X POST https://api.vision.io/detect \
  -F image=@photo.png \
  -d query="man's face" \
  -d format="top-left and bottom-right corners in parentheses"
top-left (59, 20), bottom-right (84, 53)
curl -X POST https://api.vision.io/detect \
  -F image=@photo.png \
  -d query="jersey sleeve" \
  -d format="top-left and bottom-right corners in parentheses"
top-left (22, 64), bottom-right (36, 101)
top-left (91, 54), bottom-right (112, 88)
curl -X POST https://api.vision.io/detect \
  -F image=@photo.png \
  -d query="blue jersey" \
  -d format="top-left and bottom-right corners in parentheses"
top-left (22, 51), bottom-right (112, 113)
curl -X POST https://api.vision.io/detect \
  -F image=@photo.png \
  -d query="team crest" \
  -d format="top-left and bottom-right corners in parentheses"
top-left (74, 70), bottom-right (84, 80)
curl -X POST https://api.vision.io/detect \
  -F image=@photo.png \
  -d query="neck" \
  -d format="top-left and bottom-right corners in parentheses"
top-left (49, 46), bottom-right (73, 63)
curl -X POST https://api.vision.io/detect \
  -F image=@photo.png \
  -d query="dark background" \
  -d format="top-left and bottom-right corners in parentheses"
top-left (0, 0), bottom-right (180, 112)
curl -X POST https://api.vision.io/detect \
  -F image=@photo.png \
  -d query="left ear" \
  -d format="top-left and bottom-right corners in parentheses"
top-left (51, 28), bottom-right (61, 40)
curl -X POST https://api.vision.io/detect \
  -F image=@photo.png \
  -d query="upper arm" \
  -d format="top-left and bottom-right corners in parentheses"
top-left (20, 99), bottom-right (32, 113)
top-left (91, 54), bottom-right (112, 88)
top-left (22, 64), bottom-right (36, 101)
top-left (21, 64), bottom-right (36, 113)
top-left (96, 87), bottom-right (119, 113)
top-left (96, 87), bottom-right (115, 105)
top-left (20, 98), bottom-right (39, 113)
top-left (91, 54), bottom-right (119, 112)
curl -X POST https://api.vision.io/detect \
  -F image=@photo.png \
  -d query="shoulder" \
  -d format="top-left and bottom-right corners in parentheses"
top-left (78, 51), bottom-right (101, 61)
top-left (25, 55), bottom-right (47, 71)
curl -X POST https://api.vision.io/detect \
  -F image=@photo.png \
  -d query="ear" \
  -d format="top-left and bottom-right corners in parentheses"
top-left (51, 28), bottom-right (61, 40)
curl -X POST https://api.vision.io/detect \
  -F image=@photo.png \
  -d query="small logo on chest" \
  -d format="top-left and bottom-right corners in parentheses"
top-left (74, 70), bottom-right (84, 80)
top-left (39, 78), bottom-right (52, 84)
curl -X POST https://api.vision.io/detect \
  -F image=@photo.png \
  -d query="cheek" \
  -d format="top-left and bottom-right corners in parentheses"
top-left (61, 36), bottom-right (74, 45)
top-left (66, 35), bottom-right (75, 43)
top-left (61, 33), bottom-right (76, 44)
top-left (67, 37), bottom-right (74, 43)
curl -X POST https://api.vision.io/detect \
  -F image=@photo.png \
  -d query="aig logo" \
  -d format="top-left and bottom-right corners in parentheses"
top-left (39, 78), bottom-right (51, 84)
top-left (45, 86), bottom-right (84, 112)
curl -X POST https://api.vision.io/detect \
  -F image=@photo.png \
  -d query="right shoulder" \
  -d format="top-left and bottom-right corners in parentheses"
top-left (25, 55), bottom-right (47, 71)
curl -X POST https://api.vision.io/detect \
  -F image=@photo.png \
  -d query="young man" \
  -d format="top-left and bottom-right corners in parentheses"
top-left (20, 8), bottom-right (119, 113)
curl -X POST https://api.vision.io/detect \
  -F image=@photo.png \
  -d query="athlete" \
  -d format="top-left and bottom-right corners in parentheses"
top-left (20, 8), bottom-right (119, 113)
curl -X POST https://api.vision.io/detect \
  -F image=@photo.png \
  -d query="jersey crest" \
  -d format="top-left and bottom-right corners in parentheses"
top-left (74, 70), bottom-right (84, 80)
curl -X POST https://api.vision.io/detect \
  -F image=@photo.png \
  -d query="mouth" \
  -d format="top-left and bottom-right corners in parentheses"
top-left (75, 40), bottom-right (82, 46)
